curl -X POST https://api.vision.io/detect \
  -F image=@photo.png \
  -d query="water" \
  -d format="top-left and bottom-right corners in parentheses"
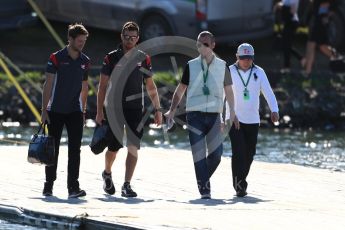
top-left (1, 121), bottom-right (344, 172)
top-left (0, 219), bottom-right (45, 230)
top-left (144, 126), bottom-right (345, 172)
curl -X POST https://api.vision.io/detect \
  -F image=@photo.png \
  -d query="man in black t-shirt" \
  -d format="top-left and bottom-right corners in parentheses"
top-left (96, 22), bottom-right (162, 197)
top-left (41, 23), bottom-right (89, 198)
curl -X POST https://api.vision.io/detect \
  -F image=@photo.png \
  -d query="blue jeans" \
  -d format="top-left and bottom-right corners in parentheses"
top-left (186, 111), bottom-right (223, 195)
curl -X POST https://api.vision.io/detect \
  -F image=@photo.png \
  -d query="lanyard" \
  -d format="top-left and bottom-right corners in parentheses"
top-left (200, 60), bottom-right (209, 84)
top-left (235, 65), bottom-right (253, 88)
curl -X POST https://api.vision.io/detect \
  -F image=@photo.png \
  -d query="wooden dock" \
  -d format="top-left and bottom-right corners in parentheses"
top-left (0, 146), bottom-right (344, 229)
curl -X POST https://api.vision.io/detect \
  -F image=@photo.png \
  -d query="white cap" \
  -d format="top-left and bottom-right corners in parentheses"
top-left (237, 43), bottom-right (254, 59)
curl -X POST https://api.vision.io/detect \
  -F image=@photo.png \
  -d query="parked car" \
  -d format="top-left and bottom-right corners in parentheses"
top-left (0, 0), bottom-right (37, 30)
top-left (34, 0), bottom-right (274, 43)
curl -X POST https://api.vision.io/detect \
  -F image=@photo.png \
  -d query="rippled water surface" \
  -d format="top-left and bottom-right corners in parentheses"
top-left (0, 219), bottom-right (45, 230)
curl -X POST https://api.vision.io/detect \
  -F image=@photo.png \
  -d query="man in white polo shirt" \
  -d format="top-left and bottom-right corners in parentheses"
top-left (224, 43), bottom-right (279, 197)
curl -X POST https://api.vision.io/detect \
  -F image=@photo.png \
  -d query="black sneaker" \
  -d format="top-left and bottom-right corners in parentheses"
top-left (121, 182), bottom-right (137, 197)
top-left (102, 170), bottom-right (115, 195)
top-left (68, 188), bottom-right (86, 198)
top-left (42, 182), bottom-right (53, 196)
top-left (236, 190), bottom-right (247, 197)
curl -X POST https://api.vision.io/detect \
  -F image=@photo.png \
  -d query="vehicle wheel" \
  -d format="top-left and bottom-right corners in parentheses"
top-left (328, 12), bottom-right (345, 52)
top-left (141, 15), bottom-right (172, 41)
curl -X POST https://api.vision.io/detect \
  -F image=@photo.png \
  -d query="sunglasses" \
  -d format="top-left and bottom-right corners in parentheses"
top-left (196, 42), bottom-right (210, 48)
top-left (122, 34), bottom-right (138, 41)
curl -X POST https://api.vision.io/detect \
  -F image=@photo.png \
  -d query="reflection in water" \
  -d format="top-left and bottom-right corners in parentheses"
top-left (1, 122), bottom-right (344, 172)
top-left (254, 129), bottom-right (345, 172)
top-left (0, 219), bottom-right (46, 229)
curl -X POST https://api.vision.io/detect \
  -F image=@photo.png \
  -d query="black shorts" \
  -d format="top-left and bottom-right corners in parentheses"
top-left (105, 109), bottom-right (144, 152)
top-left (308, 16), bottom-right (329, 45)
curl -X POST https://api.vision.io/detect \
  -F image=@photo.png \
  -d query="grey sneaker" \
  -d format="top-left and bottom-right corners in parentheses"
top-left (121, 182), bottom-right (137, 197)
top-left (102, 170), bottom-right (115, 195)
top-left (68, 189), bottom-right (86, 198)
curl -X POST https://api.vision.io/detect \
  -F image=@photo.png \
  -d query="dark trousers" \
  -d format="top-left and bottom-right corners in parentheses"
top-left (186, 112), bottom-right (223, 195)
top-left (282, 6), bottom-right (302, 68)
top-left (46, 111), bottom-right (83, 191)
top-left (229, 122), bottom-right (259, 192)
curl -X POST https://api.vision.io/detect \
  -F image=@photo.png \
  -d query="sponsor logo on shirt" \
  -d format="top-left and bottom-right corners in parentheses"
top-left (81, 64), bottom-right (86, 69)
top-left (60, 62), bottom-right (69, 65)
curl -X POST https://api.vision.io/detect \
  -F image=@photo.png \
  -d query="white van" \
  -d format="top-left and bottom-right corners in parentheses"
top-left (35, 0), bottom-right (274, 43)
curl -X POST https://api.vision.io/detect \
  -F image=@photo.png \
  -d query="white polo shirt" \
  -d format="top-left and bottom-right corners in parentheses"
top-left (225, 63), bottom-right (279, 124)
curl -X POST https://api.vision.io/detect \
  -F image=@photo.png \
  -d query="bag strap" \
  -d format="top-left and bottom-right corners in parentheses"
top-left (36, 122), bottom-right (47, 136)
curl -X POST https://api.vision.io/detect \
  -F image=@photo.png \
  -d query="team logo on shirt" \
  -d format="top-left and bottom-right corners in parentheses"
top-left (81, 64), bottom-right (86, 69)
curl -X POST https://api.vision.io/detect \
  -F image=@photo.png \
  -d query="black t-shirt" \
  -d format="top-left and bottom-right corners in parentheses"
top-left (45, 47), bottom-right (90, 113)
top-left (180, 63), bottom-right (232, 86)
top-left (101, 45), bottom-right (152, 109)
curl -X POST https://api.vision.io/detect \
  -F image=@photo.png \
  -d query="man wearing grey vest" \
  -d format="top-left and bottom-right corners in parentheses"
top-left (165, 31), bottom-right (239, 199)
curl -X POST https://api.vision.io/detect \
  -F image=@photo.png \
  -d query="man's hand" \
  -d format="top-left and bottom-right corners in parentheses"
top-left (220, 122), bottom-right (226, 133)
top-left (83, 113), bottom-right (86, 126)
top-left (95, 111), bottom-right (104, 125)
top-left (229, 110), bottom-right (240, 130)
top-left (271, 112), bottom-right (279, 123)
top-left (41, 110), bottom-right (50, 124)
top-left (154, 111), bottom-right (163, 126)
top-left (233, 115), bottom-right (240, 130)
top-left (164, 109), bottom-right (175, 127)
